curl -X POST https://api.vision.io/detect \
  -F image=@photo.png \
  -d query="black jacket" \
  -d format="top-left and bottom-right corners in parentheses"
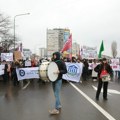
top-left (4, 64), bottom-right (8, 74)
top-left (94, 63), bottom-right (113, 78)
top-left (53, 52), bottom-right (67, 81)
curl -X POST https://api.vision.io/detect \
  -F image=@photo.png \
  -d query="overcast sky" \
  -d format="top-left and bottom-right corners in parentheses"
top-left (0, 0), bottom-right (120, 57)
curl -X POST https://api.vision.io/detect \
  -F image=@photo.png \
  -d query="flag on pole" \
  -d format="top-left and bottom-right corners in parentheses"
top-left (98, 40), bottom-right (104, 58)
top-left (61, 34), bottom-right (72, 53)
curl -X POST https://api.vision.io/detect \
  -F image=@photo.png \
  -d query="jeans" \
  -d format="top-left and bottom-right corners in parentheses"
top-left (52, 79), bottom-right (62, 109)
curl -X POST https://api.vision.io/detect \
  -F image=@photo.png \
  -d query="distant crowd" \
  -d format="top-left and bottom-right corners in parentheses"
top-left (0, 56), bottom-right (120, 87)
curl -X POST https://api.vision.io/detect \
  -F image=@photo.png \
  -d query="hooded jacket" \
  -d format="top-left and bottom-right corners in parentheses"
top-left (52, 52), bottom-right (67, 81)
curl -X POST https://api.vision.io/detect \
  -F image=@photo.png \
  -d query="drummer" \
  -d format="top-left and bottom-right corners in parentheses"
top-left (49, 52), bottom-right (67, 115)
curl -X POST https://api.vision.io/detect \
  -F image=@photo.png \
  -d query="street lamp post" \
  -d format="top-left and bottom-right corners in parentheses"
top-left (14, 13), bottom-right (30, 50)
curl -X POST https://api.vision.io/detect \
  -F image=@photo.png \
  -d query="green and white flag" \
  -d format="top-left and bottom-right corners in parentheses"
top-left (98, 40), bottom-right (104, 58)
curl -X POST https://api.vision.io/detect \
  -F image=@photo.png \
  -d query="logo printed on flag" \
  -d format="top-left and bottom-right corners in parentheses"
top-left (68, 65), bottom-right (78, 76)
top-left (67, 63), bottom-right (80, 78)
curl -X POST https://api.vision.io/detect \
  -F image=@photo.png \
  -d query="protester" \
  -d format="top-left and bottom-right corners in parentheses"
top-left (82, 59), bottom-right (89, 81)
top-left (92, 59), bottom-right (98, 81)
top-left (63, 57), bottom-right (71, 62)
top-left (49, 52), bottom-right (67, 115)
top-left (2, 60), bottom-right (9, 83)
top-left (71, 57), bottom-right (76, 63)
top-left (11, 61), bottom-right (20, 86)
top-left (94, 58), bottom-right (113, 100)
top-left (31, 59), bottom-right (36, 67)
top-left (76, 58), bottom-right (83, 83)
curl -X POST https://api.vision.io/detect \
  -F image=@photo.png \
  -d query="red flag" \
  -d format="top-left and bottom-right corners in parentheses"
top-left (61, 34), bottom-right (72, 53)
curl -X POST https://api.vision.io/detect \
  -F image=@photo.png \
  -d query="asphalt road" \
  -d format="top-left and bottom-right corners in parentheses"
top-left (0, 79), bottom-right (120, 120)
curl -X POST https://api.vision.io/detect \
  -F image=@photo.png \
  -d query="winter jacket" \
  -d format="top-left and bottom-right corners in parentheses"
top-left (52, 52), bottom-right (67, 81)
top-left (94, 63), bottom-right (113, 78)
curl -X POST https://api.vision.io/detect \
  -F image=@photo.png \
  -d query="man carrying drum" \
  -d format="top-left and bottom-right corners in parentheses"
top-left (49, 52), bottom-right (67, 115)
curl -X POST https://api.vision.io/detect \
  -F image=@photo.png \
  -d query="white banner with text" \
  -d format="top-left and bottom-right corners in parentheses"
top-left (16, 67), bottom-right (39, 81)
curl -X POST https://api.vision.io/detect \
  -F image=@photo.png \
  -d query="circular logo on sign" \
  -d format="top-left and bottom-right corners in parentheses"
top-left (68, 65), bottom-right (77, 76)
top-left (66, 64), bottom-right (80, 78)
top-left (19, 70), bottom-right (25, 76)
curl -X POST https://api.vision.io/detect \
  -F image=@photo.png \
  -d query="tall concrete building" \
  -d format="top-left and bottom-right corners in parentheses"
top-left (39, 48), bottom-right (47, 58)
top-left (47, 28), bottom-right (70, 57)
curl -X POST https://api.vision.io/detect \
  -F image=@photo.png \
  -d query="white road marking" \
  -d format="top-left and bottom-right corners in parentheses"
top-left (70, 82), bottom-right (116, 120)
top-left (92, 85), bottom-right (111, 96)
top-left (92, 85), bottom-right (120, 95)
top-left (22, 81), bottom-right (30, 90)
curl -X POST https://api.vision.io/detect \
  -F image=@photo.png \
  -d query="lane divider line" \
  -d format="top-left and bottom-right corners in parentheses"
top-left (70, 82), bottom-right (116, 120)
top-left (22, 81), bottom-right (30, 90)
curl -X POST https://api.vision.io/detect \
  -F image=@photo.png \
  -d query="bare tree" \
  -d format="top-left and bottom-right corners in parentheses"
top-left (0, 13), bottom-right (11, 36)
top-left (0, 34), bottom-right (20, 52)
top-left (111, 41), bottom-right (117, 58)
top-left (0, 12), bottom-right (20, 52)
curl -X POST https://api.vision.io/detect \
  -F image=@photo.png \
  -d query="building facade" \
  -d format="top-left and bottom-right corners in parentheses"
top-left (47, 28), bottom-right (70, 57)
top-left (72, 42), bottom-right (80, 57)
top-left (39, 48), bottom-right (47, 58)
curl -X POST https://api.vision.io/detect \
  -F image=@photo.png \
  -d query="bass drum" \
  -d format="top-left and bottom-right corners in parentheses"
top-left (47, 62), bottom-right (59, 82)
top-left (39, 62), bottom-right (50, 82)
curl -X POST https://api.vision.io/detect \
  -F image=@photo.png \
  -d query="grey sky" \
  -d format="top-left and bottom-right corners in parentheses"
top-left (0, 0), bottom-right (120, 57)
